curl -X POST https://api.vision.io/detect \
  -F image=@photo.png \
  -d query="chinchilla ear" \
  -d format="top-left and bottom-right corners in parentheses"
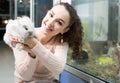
top-left (16, 17), bottom-right (21, 20)
top-left (21, 15), bottom-right (29, 18)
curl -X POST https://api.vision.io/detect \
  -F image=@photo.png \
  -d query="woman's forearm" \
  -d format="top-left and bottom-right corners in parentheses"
top-left (13, 48), bottom-right (37, 80)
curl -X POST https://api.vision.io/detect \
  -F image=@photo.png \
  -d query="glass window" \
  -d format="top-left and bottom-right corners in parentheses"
top-left (17, 0), bottom-right (30, 17)
top-left (0, 0), bottom-right (9, 14)
top-left (0, 0), bottom-right (10, 29)
top-left (67, 0), bottom-right (120, 83)
top-left (34, 0), bottom-right (53, 27)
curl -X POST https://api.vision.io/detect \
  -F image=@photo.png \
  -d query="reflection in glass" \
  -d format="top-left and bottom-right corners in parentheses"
top-left (17, 0), bottom-right (30, 17)
top-left (67, 0), bottom-right (120, 83)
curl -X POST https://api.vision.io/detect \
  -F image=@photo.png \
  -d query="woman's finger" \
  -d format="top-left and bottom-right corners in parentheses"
top-left (8, 33), bottom-right (19, 42)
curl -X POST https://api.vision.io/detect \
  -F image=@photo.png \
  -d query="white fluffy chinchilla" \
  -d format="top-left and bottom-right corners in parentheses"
top-left (3, 16), bottom-right (37, 50)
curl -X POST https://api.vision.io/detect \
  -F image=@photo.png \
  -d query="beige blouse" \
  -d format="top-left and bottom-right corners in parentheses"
top-left (12, 42), bottom-right (68, 83)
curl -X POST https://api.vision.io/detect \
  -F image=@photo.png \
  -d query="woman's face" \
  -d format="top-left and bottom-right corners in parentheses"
top-left (41, 5), bottom-right (70, 36)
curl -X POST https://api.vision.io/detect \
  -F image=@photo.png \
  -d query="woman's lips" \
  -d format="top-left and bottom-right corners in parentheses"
top-left (44, 25), bottom-right (53, 32)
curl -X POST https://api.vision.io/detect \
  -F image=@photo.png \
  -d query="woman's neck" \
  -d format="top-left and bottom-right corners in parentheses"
top-left (38, 32), bottom-right (53, 45)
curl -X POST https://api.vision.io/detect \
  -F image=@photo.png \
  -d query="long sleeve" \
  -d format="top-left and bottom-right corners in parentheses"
top-left (13, 48), bottom-right (37, 81)
top-left (4, 31), bottom-right (38, 81)
top-left (31, 42), bottom-right (68, 76)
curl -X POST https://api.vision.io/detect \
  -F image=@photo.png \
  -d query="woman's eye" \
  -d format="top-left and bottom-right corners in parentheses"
top-left (49, 13), bottom-right (53, 17)
top-left (57, 21), bottom-right (63, 26)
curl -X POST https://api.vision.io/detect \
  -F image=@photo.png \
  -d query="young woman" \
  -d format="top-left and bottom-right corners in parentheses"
top-left (5, 2), bottom-right (83, 83)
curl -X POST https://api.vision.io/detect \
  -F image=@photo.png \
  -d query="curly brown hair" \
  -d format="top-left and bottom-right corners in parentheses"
top-left (54, 2), bottom-right (84, 58)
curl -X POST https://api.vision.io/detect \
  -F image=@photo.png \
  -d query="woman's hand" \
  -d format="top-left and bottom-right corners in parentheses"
top-left (7, 33), bottom-right (20, 47)
top-left (8, 33), bottom-right (19, 42)
top-left (8, 33), bottom-right (36, 58)
top-left (8, 33), bottom-right (38, 49)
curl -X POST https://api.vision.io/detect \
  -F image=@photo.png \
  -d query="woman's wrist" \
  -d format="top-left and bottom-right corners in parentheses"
top-left (28, 40), bottom-right (37, 49)
top-left (25, 37), bottom-right (38, 49)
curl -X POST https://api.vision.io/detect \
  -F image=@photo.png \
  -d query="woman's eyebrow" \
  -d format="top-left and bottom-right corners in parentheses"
top-left (58, 18), bottom-right (65, 24)
top-left (51, 10), bottom-right (55, 15)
